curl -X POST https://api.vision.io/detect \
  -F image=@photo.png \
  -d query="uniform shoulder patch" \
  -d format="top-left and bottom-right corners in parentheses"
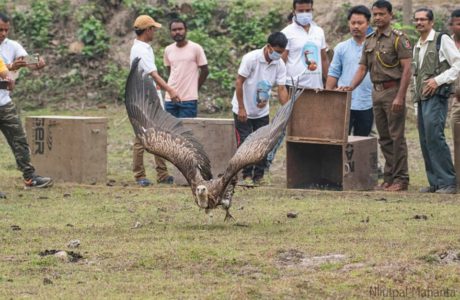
top-left (392, 29), bottom-right (403, 36)
top-left (403, 38), bottom-right (411, 49)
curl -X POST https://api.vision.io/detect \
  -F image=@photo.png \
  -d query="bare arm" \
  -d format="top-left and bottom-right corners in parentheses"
top-left (198, 64), bottom-right (209, 90)
top-left (392, 57), bottom-right (411, 112)
top-left (150, 71), bottom-right (180, 102)
top-left (321, 48), bottom-right (329, 82)
top-left (346, 64), bottom-right (368, 91)
top-left (277, 85), bottom-right (289, 105)
top-left (235, 74), bottom-right (247, 122)
top-left (325, 76), bottom-right (338, 90)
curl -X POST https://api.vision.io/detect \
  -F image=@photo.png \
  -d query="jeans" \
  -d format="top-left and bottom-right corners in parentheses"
top-left (165, 100), bottom-right (198, 118)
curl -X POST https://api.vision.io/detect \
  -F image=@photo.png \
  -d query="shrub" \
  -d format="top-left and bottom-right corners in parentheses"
top-left (77, 16), bottom-right (110, 58)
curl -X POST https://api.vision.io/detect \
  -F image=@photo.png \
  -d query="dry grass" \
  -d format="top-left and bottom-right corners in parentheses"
top-left (0, 106), bottom-right (459, 299)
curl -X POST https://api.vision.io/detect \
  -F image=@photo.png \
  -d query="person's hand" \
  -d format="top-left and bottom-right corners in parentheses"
top-left (35, 57), bottom-right (46, 70)
top-left (391, 96), bottom-right (405, 113)
top-left (9, 58), bottom-right (27, 71)
top-left (169, 89), bottom-right (181, 103)
top-left (6, 77), bottom-right (15, 91)
top-left (237, 107), bottom-right (247, 123)
top-left (336, 86), bottom-right (353, 92)
top-left (422, 78), bottom-right (438, 97)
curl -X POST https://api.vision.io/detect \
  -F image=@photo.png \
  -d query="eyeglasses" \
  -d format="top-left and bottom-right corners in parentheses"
top-left (413, 18), bottom-right (429, 23)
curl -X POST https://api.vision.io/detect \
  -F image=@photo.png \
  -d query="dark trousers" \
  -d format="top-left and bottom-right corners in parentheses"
top-left (417, 95), bottom-right (456, 188)
top-left (233, 113), bottom-right (269, 180)
top-left (0, 102), bottom-right (35, 179)
top-left (349, 108), bottom-right (373, 136)
top-left (165, 100), bottom-right (198, 118)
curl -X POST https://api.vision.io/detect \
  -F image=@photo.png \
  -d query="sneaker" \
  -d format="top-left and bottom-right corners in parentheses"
top-left (24, 175), bottom-right (53, 188)
top-left (435, 185), bottom-right (457, 194)
top-left (419, 186), bottom-right (437, 193)
top-left (136, 178), bottom-right (152, 187)
top-left (157, 175), bottom-right (174, 184)
top-left (237, 177), bottom-right (253, 186)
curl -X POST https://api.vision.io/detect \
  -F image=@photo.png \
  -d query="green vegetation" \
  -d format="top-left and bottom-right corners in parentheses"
top-left (77, 16), bottom-right (110, 58)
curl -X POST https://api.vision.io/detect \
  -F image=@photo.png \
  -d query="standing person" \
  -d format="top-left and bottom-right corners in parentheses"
top-left (326, 5), bottom-right (373, 136)
top-left (130, 15), bottom-right (178, 186)
top-left (164, 19), bottom-right (208, 118)
top-left (281, 0), bottom-right (329, 89)
top-left (341, 0), bottom-right (412, 192)
top-left (233, 32), bottom-right (289, 185)
top-left (0, 12), bottom-right (52, 188)
top-left (413, 8), bottom-right (459, 194)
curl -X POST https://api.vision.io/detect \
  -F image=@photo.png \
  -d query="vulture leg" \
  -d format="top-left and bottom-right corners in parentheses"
top-left (224, 209), bottom-right (235, 222)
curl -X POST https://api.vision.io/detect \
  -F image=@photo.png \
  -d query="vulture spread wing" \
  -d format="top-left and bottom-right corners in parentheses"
top-left (125, 58), bottom-right (212, 187)
top-left (219, 86), bottom-right (303, 192)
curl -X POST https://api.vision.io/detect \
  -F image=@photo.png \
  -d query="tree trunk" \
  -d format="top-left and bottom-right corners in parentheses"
top-left (403, 0), bottom-right (413, 26)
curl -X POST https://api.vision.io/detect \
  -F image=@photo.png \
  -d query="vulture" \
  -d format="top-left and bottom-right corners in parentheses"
top-left (125, 58), bottom-right (303, 220)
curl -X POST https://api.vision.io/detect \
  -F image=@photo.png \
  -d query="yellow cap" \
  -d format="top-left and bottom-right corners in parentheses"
top-left (133, 15), bottom-right (162, 30)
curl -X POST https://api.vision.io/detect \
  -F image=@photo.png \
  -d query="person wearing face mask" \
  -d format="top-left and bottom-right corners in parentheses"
top-left (232, 32), bottom-right (289, 186)
top-left (164, 19), bottom-right (209, 118)
top-left (281, 0), bottom-right (329, 89)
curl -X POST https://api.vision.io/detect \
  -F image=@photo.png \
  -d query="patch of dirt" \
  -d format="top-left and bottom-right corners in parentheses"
top-left (276, 249), bottom-right (347, 268)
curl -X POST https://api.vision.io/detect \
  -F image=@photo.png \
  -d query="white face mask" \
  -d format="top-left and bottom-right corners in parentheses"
top-left (268, 49), bottom-right (282, 61)
top-left (295, 12), bottom-right (313, 26)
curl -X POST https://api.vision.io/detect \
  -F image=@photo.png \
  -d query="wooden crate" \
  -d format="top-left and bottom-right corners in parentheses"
top-left (286, 90), bottom-right (377, 190)
top-left (171, 118), bottom-right (237, 185)
top-left (25, 116), bottom-right (107, 184)
top-left (286, 136), bottom-right (378, 190)
top-left (287, 89), bottom-right (351, 144)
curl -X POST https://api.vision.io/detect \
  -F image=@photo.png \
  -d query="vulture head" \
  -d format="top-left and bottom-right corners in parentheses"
top-left (195, 185), bottom-right (209, 208)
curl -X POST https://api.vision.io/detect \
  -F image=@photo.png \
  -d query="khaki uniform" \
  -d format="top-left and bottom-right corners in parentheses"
top-left (133, 137), bottom-right (169, 182)
top-left (360, 27), bottom-right (412, 185)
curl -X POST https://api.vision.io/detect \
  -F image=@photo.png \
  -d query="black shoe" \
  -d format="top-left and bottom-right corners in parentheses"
top-left (419, 186), bottom-right (437, 193)
top-left (24, 175), bottom-right (53, 188)
top-left (435, 185), bottom-right (457, 194)
top-left (157, 175), bottom-right (174, 184)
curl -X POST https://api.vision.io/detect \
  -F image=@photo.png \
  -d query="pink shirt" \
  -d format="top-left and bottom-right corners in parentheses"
top-left (163, 41), bottom-right (207, 102)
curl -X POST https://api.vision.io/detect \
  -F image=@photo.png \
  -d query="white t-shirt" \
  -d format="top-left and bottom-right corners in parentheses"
top-left (0, 38), bottom-right (28, 106)
top-left (281, 22), bottom-right (326, 89)
top-left (231, 48), bottom-right (286, 119)
top-left (129, 39), bottom-right (157, 73)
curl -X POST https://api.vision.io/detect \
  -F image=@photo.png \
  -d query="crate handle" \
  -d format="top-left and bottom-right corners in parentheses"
top-left (91, 129), bottom-right (100, 134)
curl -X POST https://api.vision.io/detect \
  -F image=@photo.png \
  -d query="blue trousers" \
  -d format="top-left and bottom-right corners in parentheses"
top-left (417, 95), bottom-right (456, 188)
top-left (165, 100), bottom-right (198, 118)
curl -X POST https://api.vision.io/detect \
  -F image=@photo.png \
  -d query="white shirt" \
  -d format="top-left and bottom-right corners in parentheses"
top-left (231, 48), bottom-right (286, 119)
top-left (0, 38), bottom-right (28, 106)
top-left (414, 29), bottom-right (460, 86)
top-left (129, 39), bottom-right (157, 73)
top-left (281, 22), bottom-right (326, 89)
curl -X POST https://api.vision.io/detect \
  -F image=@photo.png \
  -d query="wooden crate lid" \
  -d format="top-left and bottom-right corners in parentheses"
top-left (287, 89), bottom-right (351, 144)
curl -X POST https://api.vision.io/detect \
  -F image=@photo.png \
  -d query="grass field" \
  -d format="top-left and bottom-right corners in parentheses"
top-left (0, 105), bottom-right (459, 299)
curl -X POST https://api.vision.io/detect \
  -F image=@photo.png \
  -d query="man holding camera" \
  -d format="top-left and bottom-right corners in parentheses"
top-left (0, 12), bottom-right (52, 189)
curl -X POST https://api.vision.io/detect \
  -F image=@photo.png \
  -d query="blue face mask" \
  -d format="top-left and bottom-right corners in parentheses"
top-left (268, 49), bottom-right (282, 61)
top-left (295, 12), bottom-right (313, 26)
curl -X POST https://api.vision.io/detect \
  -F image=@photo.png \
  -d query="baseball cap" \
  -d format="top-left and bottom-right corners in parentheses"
top-left (133, 15), bottom-right (162, 30)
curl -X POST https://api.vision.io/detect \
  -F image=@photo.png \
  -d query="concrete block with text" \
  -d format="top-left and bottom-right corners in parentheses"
top-left (25, 116), bottom-right (107, 184)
